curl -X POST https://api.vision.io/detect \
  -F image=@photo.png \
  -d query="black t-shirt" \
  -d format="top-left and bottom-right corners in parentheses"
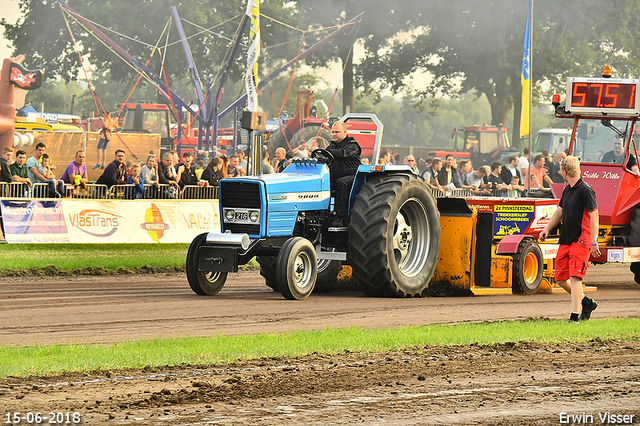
top-left (558, 178), bottom-right (598, 245)
top-left (0, 158), bottom-right (12, 183)
top-left (487, 173), bottom-right (504, 187)
top-left (601, 150), bottom-right (638, 168)
top-left (178, 163), bottom-right (198, 188)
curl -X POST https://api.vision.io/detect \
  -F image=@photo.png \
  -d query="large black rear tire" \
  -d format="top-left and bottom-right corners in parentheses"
top-left (630, 262), bottom-right (640, 285)
top-left (257, 256), bottom-right (279, 292)
top-left (628, 206), bottom-right (640, 247)
top-left (314, 252), bottom-right (342, 293)
top-left (348, 174), bottom-right (441, 297)
top-left (186, 233), bottom-right (228, 295)
top-left (511, 239), bottom-right (543, 295)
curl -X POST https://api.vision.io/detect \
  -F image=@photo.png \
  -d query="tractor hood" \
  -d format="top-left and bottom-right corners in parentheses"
top-left (260, 162), bottom-right (331, 209)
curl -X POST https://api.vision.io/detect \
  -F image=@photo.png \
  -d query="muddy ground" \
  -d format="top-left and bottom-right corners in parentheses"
top-left (1, 263), bottom-right (639, 425)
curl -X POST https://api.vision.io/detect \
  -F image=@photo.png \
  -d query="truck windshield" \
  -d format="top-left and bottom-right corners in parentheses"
top-left (572, 118), bottom-right (637, 165)
top-left (142, 111), bottom-right (168, 138)
top-left (534, 132), bottom-right (569, 155)
top-left (465, 130), bottom-right (509, 153)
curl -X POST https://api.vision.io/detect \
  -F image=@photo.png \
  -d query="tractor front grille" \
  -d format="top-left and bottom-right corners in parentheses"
top-left (220, 180), bottom-right (261, 234)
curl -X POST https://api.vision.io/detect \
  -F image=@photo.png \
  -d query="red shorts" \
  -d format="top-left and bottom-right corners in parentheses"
top-left (555, 241), bottom-right (591, 281)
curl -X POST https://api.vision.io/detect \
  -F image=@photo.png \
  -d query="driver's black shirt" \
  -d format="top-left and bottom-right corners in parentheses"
top-left (325, 135), bottom-right (361, 184)
top-left (601, 150), bottom-right (638, 168)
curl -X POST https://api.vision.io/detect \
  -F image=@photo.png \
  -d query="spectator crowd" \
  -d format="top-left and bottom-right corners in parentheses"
top-left (0, 137), bottom-right (568, 201)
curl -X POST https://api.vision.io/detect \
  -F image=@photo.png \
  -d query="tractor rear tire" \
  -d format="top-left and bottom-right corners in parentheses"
top-left (348, 174), bottom-right (441, 297)
top-left (276, 237), bottom-right (317, 300)
top-left (257, 256), bottom-right (279, 292)
top-left (314, 252), bottom-right (342, 293)
top-left (291, 125), bottom-right (331, 151)
top-left (186, 233), bottom-right (228, 295)
top-left (628, 206), bottom-right (640, 247)
top-left (511, 239), bottom-right (543, 295)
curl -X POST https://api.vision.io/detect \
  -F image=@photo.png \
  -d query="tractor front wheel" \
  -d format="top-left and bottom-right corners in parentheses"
top-left (276, 237), bottom-right (318, 300)
top-left (186, 233), bottom-right (228, 295)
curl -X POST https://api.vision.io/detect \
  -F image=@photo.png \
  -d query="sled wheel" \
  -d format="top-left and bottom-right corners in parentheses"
top-left (348, 174), bottom-right (441, 297)
top-left (257, 256), bottom-right (279, 292)
top-left (186, 233), bottom-right (228, 295)
top-left (276, 237), bottom-right (317, 300)
top-left (511, 239), bottom-right (543, 295)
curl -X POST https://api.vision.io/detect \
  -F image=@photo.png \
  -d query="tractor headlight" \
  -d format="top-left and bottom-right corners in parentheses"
top-left (224, 209), bottom-right (235, 221)
top-left (249, 210), bottom-right (259, 222)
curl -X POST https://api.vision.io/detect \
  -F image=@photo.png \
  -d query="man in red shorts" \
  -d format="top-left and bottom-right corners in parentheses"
top-left (539, 155), bottom-right (600, 323)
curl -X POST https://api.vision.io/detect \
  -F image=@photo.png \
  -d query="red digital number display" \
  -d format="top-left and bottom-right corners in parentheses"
top-left (571, 82), bottom-right (636, 109)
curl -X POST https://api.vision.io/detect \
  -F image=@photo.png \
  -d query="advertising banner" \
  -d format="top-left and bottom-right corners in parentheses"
top-left (493, 204), bottom-right (535, 237)
top-left (0, 199), bottom-right (220, 243)
top-left (0, 200), bottom-right (69, 243)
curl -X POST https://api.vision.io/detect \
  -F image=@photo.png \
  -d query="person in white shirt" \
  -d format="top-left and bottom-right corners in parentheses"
top-left (518, 147), bottom-right (530, 188)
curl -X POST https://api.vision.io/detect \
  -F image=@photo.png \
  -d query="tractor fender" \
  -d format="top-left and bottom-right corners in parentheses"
top-left (495, 234), bottom-right (529, 255)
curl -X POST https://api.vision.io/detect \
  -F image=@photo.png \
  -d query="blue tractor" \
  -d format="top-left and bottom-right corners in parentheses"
top-left (186, 114), bottom-right (442, 299)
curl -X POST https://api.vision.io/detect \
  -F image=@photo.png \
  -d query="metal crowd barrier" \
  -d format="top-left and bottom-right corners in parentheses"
top-left (0, 182), bottom-right (30, 198)
top-left (109, 184), bottom-right (142, 200)
top-left (431, 187), bottom-right (474, 198)
top-left (0, 182), bottom-right (219, 200)
top-left (85, 184), bottom-right (109, 199)
top-left (143, 184), bottom-right (179, 199)
top-left (31, 182), bottom-right (54, 198)
top-left (179, 185), bottom-right (218, 199)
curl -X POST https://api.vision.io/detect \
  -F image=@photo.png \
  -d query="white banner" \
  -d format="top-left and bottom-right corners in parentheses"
top-left (245, 0), bottom-right (260, 111)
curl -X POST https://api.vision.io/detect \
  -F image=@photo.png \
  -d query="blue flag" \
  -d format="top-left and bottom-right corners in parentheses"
top-left (520, 0), bottom-right (531, 139)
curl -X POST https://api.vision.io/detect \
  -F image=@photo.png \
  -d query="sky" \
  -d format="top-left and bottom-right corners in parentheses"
top-left (0, 0), bottom-right (20, 60)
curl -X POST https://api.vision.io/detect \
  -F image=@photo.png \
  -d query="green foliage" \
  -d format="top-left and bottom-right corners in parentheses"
top-left (6, 0), bottom-right (640, 145)
top-left (258, 71), bottom-right (326, 120)
top-left (22, 79), bottom-right (85, 115)
top-left (1, 318), bottom-right (638, 378)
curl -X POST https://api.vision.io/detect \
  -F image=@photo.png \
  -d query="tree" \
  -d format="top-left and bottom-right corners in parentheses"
top-left (293, 0), bottom-right (402, 115)
top-left (355, 0), bottom-right (640, 148)
top-left (1, 0), bottom-right (302, 115)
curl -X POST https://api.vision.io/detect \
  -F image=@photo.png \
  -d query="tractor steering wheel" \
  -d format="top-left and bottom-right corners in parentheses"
top-left (311, 148), bottom-right (334, 167)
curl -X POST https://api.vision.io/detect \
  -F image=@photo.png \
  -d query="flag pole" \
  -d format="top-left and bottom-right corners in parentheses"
top-left (528, 0), bottom-right (533, 164)
top-left (520, 0), bottom-right (533, 190)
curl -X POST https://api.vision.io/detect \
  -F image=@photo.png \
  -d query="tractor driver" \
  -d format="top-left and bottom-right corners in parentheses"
top-left (325, 121), bottom-right (362, 227)
top-left (601, 136), bottom-right (640, 175)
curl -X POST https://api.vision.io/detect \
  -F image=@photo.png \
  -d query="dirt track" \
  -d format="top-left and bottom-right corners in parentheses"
top-left (1, 264), bottom-right (639, 425)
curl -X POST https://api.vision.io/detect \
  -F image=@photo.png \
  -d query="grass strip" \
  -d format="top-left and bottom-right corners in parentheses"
top-left (0, 243), bottom-right (190, 271)
top-left (1, 318), bottom-right (638, 379)
top-left (0, 244), bottom-right (258, 274)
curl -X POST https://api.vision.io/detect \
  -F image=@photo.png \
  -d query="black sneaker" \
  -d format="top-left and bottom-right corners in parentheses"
top-left (568, 312), bottom-right (580, 323)
top-left (579, 298), bottom-right (598, 321)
